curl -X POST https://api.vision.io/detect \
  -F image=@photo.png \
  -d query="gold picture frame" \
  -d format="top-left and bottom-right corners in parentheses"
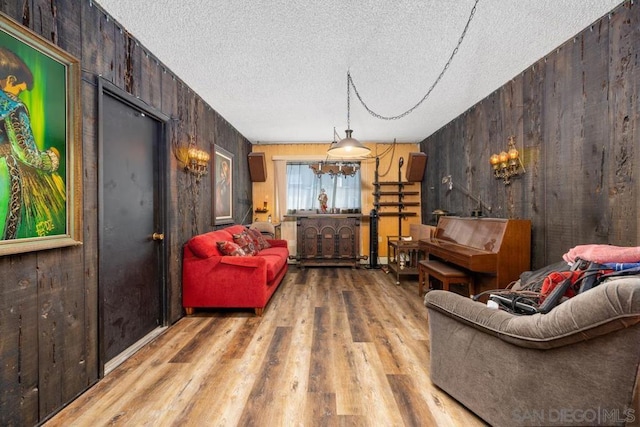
top-left (0, 12), bottom-right (82, 256)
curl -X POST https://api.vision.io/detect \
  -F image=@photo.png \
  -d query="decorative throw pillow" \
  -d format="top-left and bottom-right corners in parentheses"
top-left (232, 231), bottom-right (258, 256)
top-left (216, 241), bottom-right (247, 256)
top-left (248, 227), bottom-right (271, 250)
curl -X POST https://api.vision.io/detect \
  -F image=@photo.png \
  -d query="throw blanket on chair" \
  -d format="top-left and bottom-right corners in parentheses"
top-left (563, 244), bottom-right (640, 264)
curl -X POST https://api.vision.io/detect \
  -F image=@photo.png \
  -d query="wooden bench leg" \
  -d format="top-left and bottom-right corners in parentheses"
top-left (418, 266), bottom-right (433, 296)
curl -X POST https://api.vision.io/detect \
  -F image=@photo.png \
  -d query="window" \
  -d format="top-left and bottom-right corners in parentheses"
top-left (286, 162), bottom-right (361, 212)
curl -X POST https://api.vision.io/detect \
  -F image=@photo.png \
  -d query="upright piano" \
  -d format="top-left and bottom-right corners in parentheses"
top-left (419, 216), bottom-right (531, 291)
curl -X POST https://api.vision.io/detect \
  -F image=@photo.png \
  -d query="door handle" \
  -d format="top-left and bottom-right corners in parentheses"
top-left (152, 232), bottom-right (164, 241)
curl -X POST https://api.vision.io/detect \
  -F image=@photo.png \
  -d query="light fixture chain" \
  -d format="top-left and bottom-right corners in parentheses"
top-left (347, 71), bottom-right (351, 129)
top-left (349, 0), bottom-right (479, 121)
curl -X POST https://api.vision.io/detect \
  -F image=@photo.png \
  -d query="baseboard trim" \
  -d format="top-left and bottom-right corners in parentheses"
top-left (105, 326), bottom-right (167, 375)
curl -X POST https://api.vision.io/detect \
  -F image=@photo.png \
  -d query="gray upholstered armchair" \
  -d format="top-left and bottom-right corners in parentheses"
top-left (424, 277), bottom-right (640, 427)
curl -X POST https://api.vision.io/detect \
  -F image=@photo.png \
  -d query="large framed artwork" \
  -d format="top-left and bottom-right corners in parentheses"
top-left (212, 145), bottom-right (233, 225)
top-left (0, 13), bottom-right (82, 256)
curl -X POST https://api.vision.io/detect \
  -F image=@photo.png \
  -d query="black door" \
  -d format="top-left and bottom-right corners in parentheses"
top-left (99, 85), bottom-right (166, 368)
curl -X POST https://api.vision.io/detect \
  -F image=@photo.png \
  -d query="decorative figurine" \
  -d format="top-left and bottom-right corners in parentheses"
top-left (318, 188), bottom-right (328, 213)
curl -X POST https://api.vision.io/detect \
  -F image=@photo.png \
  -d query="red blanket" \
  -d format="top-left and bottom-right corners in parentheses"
top-left (563, 244), bottom-right (640, 264)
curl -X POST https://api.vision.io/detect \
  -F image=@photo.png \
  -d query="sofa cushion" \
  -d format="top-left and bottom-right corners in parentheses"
top-left (259, 247), bottom-right (288, 281)
top-left (225, 224), bottom-right (249, 236)
top-left (248, 227), bottom-right (271, 250)
top-left (188, 229), bottom-right (234, 258)
top-left (233, 230), bottom-right (259, 256)
top-left (217, 241), bottom-right (247, 256)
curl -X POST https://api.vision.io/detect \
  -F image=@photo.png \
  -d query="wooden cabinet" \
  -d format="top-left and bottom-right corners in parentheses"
top-left (292, 214), bottom-right (362, 268)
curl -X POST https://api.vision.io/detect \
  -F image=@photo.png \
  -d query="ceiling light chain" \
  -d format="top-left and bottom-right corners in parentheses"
top-left (348, 0), bottom-right (480, 121)
top-left (347, 71), bottom-right (352, 129)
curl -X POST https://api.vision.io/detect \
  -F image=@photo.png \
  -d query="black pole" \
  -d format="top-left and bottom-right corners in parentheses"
top-left (398, 157), bottom-right (404, 236)
top-left (369, 208), bottom-right (378, 268)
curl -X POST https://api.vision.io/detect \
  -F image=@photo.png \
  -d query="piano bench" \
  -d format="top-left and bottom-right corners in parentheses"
top-left (418, 260), bottom-right (474, 297)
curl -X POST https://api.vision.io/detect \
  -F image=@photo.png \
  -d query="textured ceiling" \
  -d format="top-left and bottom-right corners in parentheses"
top-left (95, 0), bottom-right (623, 144)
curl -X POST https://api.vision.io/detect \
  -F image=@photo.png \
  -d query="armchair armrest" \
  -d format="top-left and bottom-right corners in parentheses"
top-left (424, 277), bottom-right (640, 350)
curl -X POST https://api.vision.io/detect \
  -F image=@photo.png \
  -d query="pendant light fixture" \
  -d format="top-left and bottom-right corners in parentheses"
top-left (329, 0), bottom-right (478, 157)
top-left (327, 72), bottom-right (371, 158)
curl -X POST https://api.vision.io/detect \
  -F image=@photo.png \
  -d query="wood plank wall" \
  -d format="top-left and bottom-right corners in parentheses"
top-left (0, 0), bottom-right (636, 424)
top-left (0, 1), bottom-right (252, 424)
top-left (421, 2), bottom-right (638, 270)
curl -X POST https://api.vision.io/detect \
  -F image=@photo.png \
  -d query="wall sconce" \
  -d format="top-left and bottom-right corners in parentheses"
top-left (490, 136), bottom-right (525, 184)
top-left (185, 142), bottom-right (210, 181)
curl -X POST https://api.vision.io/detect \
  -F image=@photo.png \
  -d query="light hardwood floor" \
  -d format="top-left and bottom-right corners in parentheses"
top-left (45, 267), bottom-right (485, 427)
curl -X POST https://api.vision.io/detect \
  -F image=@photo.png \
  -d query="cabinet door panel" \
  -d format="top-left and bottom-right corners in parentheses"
top-left (320, 226), bottom-right (336, 258)
top-left (338, 226), bottom-right (355, 258)
top-left (302, 225), bottom-right (319, 258)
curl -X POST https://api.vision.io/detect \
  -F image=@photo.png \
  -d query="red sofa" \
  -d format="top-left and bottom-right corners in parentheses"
top-left (182, 224), bottom-right (289, 316)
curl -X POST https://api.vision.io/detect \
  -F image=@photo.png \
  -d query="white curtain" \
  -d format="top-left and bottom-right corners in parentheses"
top-left (286, 163), bottom-right (361, 211)
top-left (274, 160), bottom-right (288, 221)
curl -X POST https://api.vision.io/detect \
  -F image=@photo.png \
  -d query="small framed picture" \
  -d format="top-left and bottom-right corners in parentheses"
top-left (212, 145), bottom-right (233, 225)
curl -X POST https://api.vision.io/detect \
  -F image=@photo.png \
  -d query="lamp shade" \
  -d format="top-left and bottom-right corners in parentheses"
top-left (327, 129), bottom-right (370, 158)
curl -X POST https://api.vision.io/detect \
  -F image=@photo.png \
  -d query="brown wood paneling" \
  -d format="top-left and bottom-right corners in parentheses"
top-left (37, 247), bottom-right (86, 416)
top-left (542, 34), bottom-right (577, 262)
top-left (195, 97), bottom-right (211, 232)
top-left (80, 78), bottom-right (100, 386)
top-left (501, 77), bottom-right (525, 219)
top-left (30, 0), bottom-right (57, 44)
top-left (81, 3), bottom-right (116, 81)
top-left (54, 0), bottom-right (83, 59)
top-left (139, 49), bottom-right (163, 110)
top-left (484, 91), bottom-right (505, 217)
top-left (0, 2), bottom-right (22, 23)
top-left (522, 58), bottom-right (547, 264)
top-left (608, 4), bottom-right (639, 246)
top-left (581, 21), bottom-right (612, 243)
top-left (423, 3), bottom-right (638, 269)
top-left (112, 14), bottom-right (127, 91)
top-left (0, 0), bottom-right (256, 422)
top-left (0, 255), bottom-right (39, 426)
top-left (162, 73), bottom-right (183, 325)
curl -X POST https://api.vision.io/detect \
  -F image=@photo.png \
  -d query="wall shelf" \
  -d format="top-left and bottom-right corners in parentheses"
top-left (374, 202), bottom-right (420, 207)
top-left (377, 212), bottom-right (417, 217)
top-left (373, 191), bottom-right (420, 196)
top-left (372, 157), bottom-right (420, 235)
